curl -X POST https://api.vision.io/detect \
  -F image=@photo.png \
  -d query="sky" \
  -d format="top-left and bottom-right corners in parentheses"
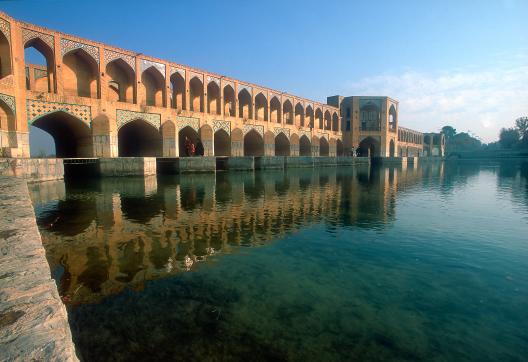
top-left (5, 0), bottom-right (527, 147)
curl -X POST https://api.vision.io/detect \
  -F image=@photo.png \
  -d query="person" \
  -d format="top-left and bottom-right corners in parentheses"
top-left (195, 138), bottom-right (204, 156)
top-left (184, 136), bottom-right (192, 157)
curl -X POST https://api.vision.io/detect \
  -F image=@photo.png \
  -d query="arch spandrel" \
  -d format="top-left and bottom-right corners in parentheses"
top-left (27, 99), bottom-right (91, 127)
top-left (116, 109), bottom-right (160, 130)
top-left (22, 28), bottom-right (54, 50)
top-left (61, 38), bottom-right (100, 65)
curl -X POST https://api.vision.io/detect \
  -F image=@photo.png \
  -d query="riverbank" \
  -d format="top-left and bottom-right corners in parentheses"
top-left (0, 176), bottom-right (78, 361)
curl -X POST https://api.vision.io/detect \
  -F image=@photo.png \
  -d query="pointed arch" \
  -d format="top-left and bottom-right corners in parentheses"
top-left (283, 99), bottom-right (293, 125)
top-left (63, 48), bottom-right (99, 98)
top-left (336, 139), bottom-right (344, 156)
top-left (255, 92), bottom-right (268, 121)
top-left (0, 31), bottom-right (12, 79)
top-left (207, 81), bottom-right (221, 115)
top-left (389, 104), bottom-right (397, 131)
top-left (179, 125), bottom-right (199, 156)
top-left (275, 132), bottom-right (290, 156)
top-left (295, 102), bottom-right (304, 127)
top-left (170, 72), bottom-right (185, 110)
top-left (324, 110), bottom-right (331, 130)
top-left (238, 88), bottom-right (252, 119)
top-left (106, 58), bottom-right (134, 103)
top-left (332, 112), bottom-right (339, 131)
top-left (190, 76), bottom-right (204, 112)
top-left (223, 84), bottom-right (235, 117)
top-left (305, 105), bottom-right (314, 128)
top-left (142, 66), bottom-right (165, 107)
top-left (389, 139), bottom-right (395, 157)
top-left (24, 37), bottom-right (55, 92)
top-left (299, 134), bottom-right (311, 156)
top-left (358, 136), bottom-right (380, 157)
top-left (214, 129), bottom-right (231, 156)
top-left (0, 98), bottom-right (16, 148)
top-left (315, 108), bottom-right (323, 129)
top-left (118, 118), bottom-right (162, 157)
top-left (319, 136), bottom-right (329, 156)
top-left (243, 129), bottom-right (264, 156)
top-left (270, 96), bottom-right (281, 123)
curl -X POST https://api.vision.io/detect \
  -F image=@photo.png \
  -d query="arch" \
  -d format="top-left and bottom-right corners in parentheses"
top-left (332, 112), bottom-right (339, 131)
top-left (243, 129), bottom-right (264, 156)
top-left (360, 102), bottom-right (381, 131)
top-left (290, 133), bottom-right (299, 156)
top-left (223, 84), bottom-right (235, 116)
top-left (299, 135), bottom-right (311, 156)
top-left (255, 92), bottom-right (268, 121)
top-left (214, 129), bottom-right (230, 156)
top-left (275, 132), bottom-right (290, 156)
top-left (238, 88), bottom-right (252, 119)
top-left (388, 104), bottom-right (397, 131)
top-left (336, 139), bottom-right (344, 156)
top-left (207, 81), bottom-right (221, 115)
top-left (0, 31), bottom-right (12, 79)
top-left (311, 135), bottom-right (320, 156)
top-left (31, 111), bottom-right (93, 157)
top-left (190, 76), bottom-right (204, 112)
top-left (178, 126), bottom-right (199, 157)
top-left (295, 103), bottom-right (304, 127)
top-left (283, 99), bottom-right (293, 125)
top-left (0, 99), bottom-right (16, 148)
top-left (106, 58), bottom-right (134, 103)
top-left (264, 130), bottom-right (275, 156)
top-left (389, 139), bottom-right (395, 157)
top-left (315, 108), bottom-right (323, 129)
top-left (63, 49), bottom-right (98, 98)
top-left (270, 96), bottom-right (281, 123)
top-left (161, 120), bottom-right (176, 157)
top-left (305, 105), bottom-right (314, 128)
top-left (199, 124), bottom-right (213, 155)
top-left (231, 127), bottom-right (243, 156)
top-left (358, 136), bottom-right (380, 157)
top-left (142, 66), bottom-right (165, 107)
top-left (24, 37), bottom-right (55, 93)
top-left (324, 110), bottom-right (332, 130)
top-left (319, 137), bottom-right (329, 156)
top-left (118, 119), bottom-right (162, 157)
top-left (170, 72), bottom-right (185, 110)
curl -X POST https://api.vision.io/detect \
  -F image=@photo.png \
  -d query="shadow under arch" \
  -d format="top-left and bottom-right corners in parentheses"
top-left (358, 136), bottom-right (380, 157)
top-left (320, 137), bottom-right (329, 156)
top-left (299, 135), bottom-right (311, 156)
top-left (179, 126), bottom-right (199, 157)
top-left (244, 129), bottom-right (264, 156)
top-left (214, 129), bottom-right (231, 156)
top-left (118, 119), bottom-right (162, 157)
top-left (31, 110), bottom-right (93, 157)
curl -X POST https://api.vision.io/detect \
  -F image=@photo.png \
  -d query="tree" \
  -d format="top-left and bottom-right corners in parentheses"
top-left (441, 126), bottom-right (456, 140)
top-left (515, 117), bottom-right (528, 141)
top-left (499, 128), bottom-right (520, 149)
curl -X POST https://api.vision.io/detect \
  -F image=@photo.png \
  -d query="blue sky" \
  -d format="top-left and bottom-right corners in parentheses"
top-left (6, 0), bottom-right (527, 145)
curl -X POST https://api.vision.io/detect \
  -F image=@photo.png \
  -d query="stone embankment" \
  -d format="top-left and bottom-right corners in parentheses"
top-left (0, 176), bottom-right (78, 361)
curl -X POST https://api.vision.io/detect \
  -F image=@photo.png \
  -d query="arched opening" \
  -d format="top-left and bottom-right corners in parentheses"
top-left (274, 132), bottom-right (290, 156)
top-left (283, 100), bottom-right (293, 125)
top-left (142, 66), bottom-right (164, 107)
top-left (305, 106), bottom-right (314, 128)
top-left (170, 72), bottom-right (185, 110)
top-left (0, 31), bottom-right (12, 79)
top-left (24, 38), bottom-right (54, 93)
top-left (190, 77), bottom-right (204, 112)
top-left (238, 88), bottom-right (252, 119)
top-left (243, 129), bottom-right (264, 156)
top-left (324, 110), bottom-right (331, 130)
top-left (207, 81), bottom-right (221, 115)
top-left (358, 137), bottom-right (380, 157)
top-left (223, 84), bottom-right (235, 116)
top-left (0, 100), bottom-right (16, 151)
top-left (118, 119), bottom-right (162, 157)
top-left (178, 126), bottom-right (199, 157)
top-left (63, 49), bottom-right (98, 98)
top-left (270, 96), bottom-right (281, 123)
top-left (255, 92), bottom-right (268, 121)
top-left (231, 128), bottom-right (243, 156)
top-left (290, 133), bottom-right (299, 156)
top-left (332, 112), bottom-right (339, 131)
top-left (315, 108), bottom-right (323, 129)
top-left (214, 129), bottom-right (231, 156)
top-left (360, 102), bottom-right (381, 131)
top-left (295, 103), bottom-right (304, 127)
top-left (389, 139), bottom-right (395, 157)
top-left (336, 139), bottom-right (344, 156)
top-left (106, 58), bottom-right (134, 103)
top-left (30, 111), bottom-right (93, 158)
top-left (320, 137), bottom-right (329, 156)
top-left (299, 135), bottom-right (311, 156)
top-left (389, 105), bottom-right (397, 132)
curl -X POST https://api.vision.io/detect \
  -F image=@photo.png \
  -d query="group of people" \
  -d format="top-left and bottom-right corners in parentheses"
top-left (184, 136), bottom-right (204, 157)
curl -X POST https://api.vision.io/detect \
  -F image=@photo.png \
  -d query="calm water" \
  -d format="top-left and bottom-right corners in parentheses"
top-left (29, 162), bottom-right (528, 361)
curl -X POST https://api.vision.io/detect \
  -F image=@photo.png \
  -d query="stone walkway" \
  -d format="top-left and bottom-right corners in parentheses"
top-left (0, 176), bottom-right (78, 361)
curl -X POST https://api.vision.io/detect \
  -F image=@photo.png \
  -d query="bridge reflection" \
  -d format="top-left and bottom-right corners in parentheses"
top-left (30, 164), bottom-right (442, 304)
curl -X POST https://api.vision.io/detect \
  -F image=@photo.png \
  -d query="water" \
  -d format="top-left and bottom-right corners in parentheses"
top-left (29, 162), bottom-right (528, 361)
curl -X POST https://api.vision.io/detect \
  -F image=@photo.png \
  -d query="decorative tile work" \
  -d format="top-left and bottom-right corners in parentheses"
top-left (34, 68), bottom-right (47, 80)
top-left (22, 28), bottom-right (54, 49)
top-left (238, 84), bottom-right (252, 94)
top-left (305, 103), bottom-right (313, 110)
top-left (222, 80), bottom-right (234, 89)
top-left (61, 38), bottom-right (100, 64)
top-left (176, 116), bottom-right (200, 131)
top-left (104, 49), bottom-right (135, 70)
top-left (299, 131), bottom-right (311, 140)
top-left (0, 75), bottom-right (13, 87)
top-left (27, 99), bottom-right (91, 125)
top-left (213, 120), bottom-right (230, 134)
top-left (0, 93), bottom-right (16, 115)
top-left (0, 18), bottom-right (10, 43)
top-left (141, 59), bottom-right (165, 78)
top-left (270, 92), bottom-right (281, 100)
top-left (207, 76), bottom-right (220, 86)
top-left (319, 133), bottom-right (329, 141)
top-left (274, 127), bottom-right (290, 139)
top-left (243, 124), bottom-right (264, 137)
top-left (116, 109), bottom-right (160, 130)
top-left (189, 72), bottom-right (203, 81)
top-left (254, 89), bottom-right (266, 99)
top-left (283, 97), bottom-right (292, 105)
top-left (170, 66), bottom-right (185, 78)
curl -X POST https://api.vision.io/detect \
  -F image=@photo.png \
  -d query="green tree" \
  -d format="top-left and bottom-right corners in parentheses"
top-left (515, 116), bottom-right (528, 141)
top-left (441, 126), bottom-right (457, 140)
top-left (499, 128), bottom-right (520, 149)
